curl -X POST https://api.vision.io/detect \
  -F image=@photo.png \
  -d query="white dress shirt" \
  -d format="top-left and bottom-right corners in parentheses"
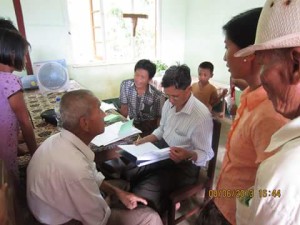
top-left (152, 94), bottom-right (214, 166)
top-left (236, 117), bottom-right (300, 225)
top-left (27, 129), bottom-right (111, 225)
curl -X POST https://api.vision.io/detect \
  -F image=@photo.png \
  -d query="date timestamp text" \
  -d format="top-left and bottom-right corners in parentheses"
top-left (209, 189), bottom-right (254, 198)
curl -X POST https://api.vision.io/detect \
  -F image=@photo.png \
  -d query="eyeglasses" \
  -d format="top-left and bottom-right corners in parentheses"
top-left (164, 86), bottom-right (190, 101)
top-left (165, 89), bottom-right (187, 100)
top-left (165, 94), bottom-right (180, 100)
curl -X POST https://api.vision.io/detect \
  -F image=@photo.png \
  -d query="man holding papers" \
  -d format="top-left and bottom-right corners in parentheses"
top-left (128, 64), bottom-right (214, 215)
top-left (27, 90), bottom-right (162, 225)
top-left (118, 142), bottom-right (176, 167)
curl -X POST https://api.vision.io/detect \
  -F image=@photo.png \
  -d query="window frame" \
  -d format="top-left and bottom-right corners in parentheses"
top-left (88, 0), bottom-right (159, 63)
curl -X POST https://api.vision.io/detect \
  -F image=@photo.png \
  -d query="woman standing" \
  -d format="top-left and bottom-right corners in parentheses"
top-left (0, 27), bottom-right (37, 180)
top-left (198, 8), bottom-right (288, 225)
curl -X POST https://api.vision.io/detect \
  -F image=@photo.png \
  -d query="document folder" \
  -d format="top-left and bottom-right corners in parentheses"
top-left (118, 142), bottom-right (170, 167)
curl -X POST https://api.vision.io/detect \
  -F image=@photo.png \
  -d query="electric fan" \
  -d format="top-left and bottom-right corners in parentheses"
top-left (36, 61), bottom-right (69, 94)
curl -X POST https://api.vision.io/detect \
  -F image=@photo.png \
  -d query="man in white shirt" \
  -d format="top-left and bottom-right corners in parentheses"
top-left (27, 90), bottom-right (162, 225)
top-left (131, 64), bottom-right (214, 214)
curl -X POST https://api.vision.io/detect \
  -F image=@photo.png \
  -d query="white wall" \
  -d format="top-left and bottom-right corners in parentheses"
top-left (0, 0), bottom-right (71, 65)
top-left (159, 0), bottom-right (187, 65)
top-left (68, 63), bottom-right (134, 99)
top-left (184, 0), bottom-right (264, 84)
top-left (0, 0), bottom-right (264, 98)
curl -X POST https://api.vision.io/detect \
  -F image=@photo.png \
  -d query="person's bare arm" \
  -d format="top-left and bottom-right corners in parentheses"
top-left (169, 147), bottom-right (197, 163)
top-left (120, 104), bottom-right (129, 118)
top-left (211, 89), bottom-right (228, 107)
top-left (156, 117), bottom-right (161, 126)
top-left (100, 181), bottom-right (147, 209)
top-left (9, 92), bottom-right (37, 155)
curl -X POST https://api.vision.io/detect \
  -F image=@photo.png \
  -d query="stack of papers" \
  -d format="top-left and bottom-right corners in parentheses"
top-left (91, 120), bottom-right (141, 146)
top-left (118, 142), bottom-right (171, 167)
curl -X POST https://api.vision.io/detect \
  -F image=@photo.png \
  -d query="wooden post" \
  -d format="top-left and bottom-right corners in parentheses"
top-left (123, 13), bottom-right (148, 37)
top-left (13, 0), bottom-right (34, 75)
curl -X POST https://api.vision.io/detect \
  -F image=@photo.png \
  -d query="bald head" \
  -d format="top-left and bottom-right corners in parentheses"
top-left (60, 90), bottom-right (99, 131)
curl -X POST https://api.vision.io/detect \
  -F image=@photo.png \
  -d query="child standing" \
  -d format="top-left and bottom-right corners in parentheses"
top-left (192, 61), bottom-right (227, 110)
top-left (0, 27), bottom-right (37, 180)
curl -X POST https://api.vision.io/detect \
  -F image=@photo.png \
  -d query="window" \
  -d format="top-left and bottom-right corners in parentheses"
top-left (67, 0), bottom-right (158, 64)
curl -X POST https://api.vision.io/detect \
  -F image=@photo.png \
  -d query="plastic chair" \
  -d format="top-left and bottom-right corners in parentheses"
top-left (167, 118), bottom-right (222, 225)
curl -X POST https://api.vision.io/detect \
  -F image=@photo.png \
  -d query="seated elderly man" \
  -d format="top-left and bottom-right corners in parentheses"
top-left (27, 90), bottom-right (162, 225)
top-left (235, 0), bottom-right (300, 224)
top-left (129, 64), bottom-right (214, 214)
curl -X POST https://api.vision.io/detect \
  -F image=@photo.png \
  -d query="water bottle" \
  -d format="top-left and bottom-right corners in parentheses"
top-left (54, 96), bottom-right (62, 130)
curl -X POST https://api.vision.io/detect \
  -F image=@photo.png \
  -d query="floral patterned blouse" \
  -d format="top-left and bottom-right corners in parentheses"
top-left (0, 72), bottom-right (22, 177)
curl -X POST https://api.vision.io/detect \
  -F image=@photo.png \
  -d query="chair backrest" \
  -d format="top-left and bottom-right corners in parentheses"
top-left (205, 118), bottom-right (222, 196)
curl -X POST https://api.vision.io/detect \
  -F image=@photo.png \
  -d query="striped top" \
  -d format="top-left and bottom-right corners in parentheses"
top-left (119, 79), bottom-right (165, 121)
top-left (153, 94), bottom-right (214, 166)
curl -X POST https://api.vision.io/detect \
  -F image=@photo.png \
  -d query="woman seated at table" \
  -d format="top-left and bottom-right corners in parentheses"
top-left (119, 59), bottom-right (165, 136)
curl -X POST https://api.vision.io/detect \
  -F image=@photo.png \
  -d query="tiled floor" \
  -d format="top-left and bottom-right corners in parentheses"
top-left (175, 117), bottom-right (232, 225)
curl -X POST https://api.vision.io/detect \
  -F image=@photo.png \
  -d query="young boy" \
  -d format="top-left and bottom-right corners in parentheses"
top-left (192, 61), bottom-right (226, 110)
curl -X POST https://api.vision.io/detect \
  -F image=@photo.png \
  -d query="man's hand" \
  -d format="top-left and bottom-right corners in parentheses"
top-left (169, 147), bottom-right (193, 163)
top-left (134, 134), bottom-right (158, 145)
top-left (134, 137), bottom-right (148, 145)
top-left (101, 181), bottom-right (148, 210)
top-left (221, 88), bottom-right (228, 98)
top-left (117, 190), bottom-right (148, 210)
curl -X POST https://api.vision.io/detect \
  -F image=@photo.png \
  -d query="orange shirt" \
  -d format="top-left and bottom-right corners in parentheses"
top-left (191, 82), bottom-right (218, 109)
top-left (214, 86), bottom-right (288, 225)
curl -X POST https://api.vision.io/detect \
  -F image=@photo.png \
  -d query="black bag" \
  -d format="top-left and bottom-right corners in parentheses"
top-left (40, 109), bottom-right (57, 126)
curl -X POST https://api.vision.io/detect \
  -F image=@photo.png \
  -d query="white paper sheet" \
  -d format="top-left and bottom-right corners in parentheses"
top-left (91, 121), bottom-right (141, 146)
top-left (118, 143), bottom-right (190, 166)
top-left (118, 142), bottom-right (170, 161)
top-left (100, 101), bottom-right (117, 112)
